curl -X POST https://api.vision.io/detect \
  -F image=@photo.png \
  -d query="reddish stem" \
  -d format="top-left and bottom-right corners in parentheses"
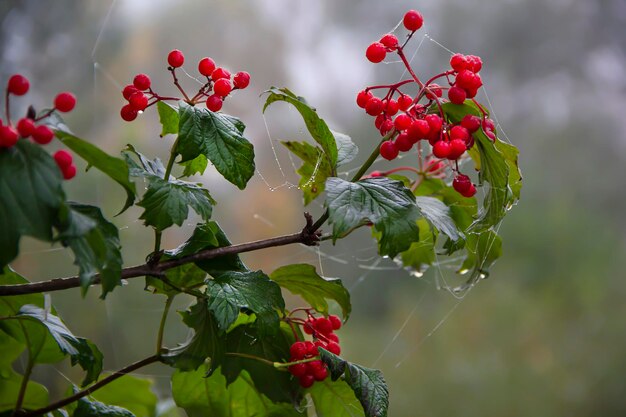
top-left (169, 68), bottom-right (190, 102)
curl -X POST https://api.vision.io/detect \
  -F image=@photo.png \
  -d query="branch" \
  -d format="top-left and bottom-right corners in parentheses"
top-left (18, 355), bottom-right (160, 417)
top-left (0, 214), bottom-right (321, 296)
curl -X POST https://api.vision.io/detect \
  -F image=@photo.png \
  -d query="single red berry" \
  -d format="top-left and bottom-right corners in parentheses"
top-left (129, 92), bottom-right (148, 111)
top-left (456, 70), bottom-right (482, 91)
top-left (167, 49), bottom-right (185, 68)
top-left (450, 125), bottom-right (470, 141)
top-left (395, 132), bottom-right (413, 152)
top-left (397, 94), bottom-right (413, 111)
top-left (290, 342), bottom-right (307, 359)
top-left (365, 97), bottom-right (383, 116)
top-left (211, 67), bottom-right (231, 81)
top-left (465, 87), bottom-right (478, 99)
top-left (482, 118), bottom-right (496, 131)
top-left (16, 118), bottom-right (35, 137)
top-left (366, 42), bottom-right (386, 63)
top-left (53, 150), bottom-right (73, 170)
top-left (374, 114), bottom-right (386, 130)
top-left (453, 174), bottom-right (472, 194)
top-left (307, 360), bottom-right (324, 373)
top-left (408, 119), bottom-right (430, 141)
top-left (425, 84), bottom-right (443, 100)
top-left (315, 318), bottom-right (333, 335)
top-left (32, 125), bottom-right (54, 144)
top-left (426, 158), bottom-right (444, 173)
top-left (289, 363), bottom-right (307, 378)
top-left (54, 92), bottom-right (77, 112)
top-left (485, 129), bottom-right (496, 141)
top-left (0, 126), bottom-right (19, 147)
top-left (369, 170), bottom-right (383, 177)
top-left (448, 139), bottom-right (467, 160)
top-left (425, 114), bottom-right (443, 133)
top-left (233, 71), bottom-right (250, 89)
top-left (380, 33), bottom-right (399, 51)
top-left (380, 140), bottom-right (399, 160)
top-left (198, 57), bottom-right (216, 77)
top-left (133, 74), bottom-right (151, 91)
top-left (7, 74), bottom-right (29, 96)
top-left (466, 55), bottom-right (483, 72)
top-left (305, 341), bottom-right (319, 357)
top-left (313, 366), bottom-right (329, 382)
top-left (327, 333), bottom-right (340, 343)
top-left (303, 319), bottom-right (315, 335)
top-left (326, 341), bottom-right (341, 355)
top-left (461, 115), bottom-right (481, 133)
top-left (383, 99), bottom-right (399, 116)
top-left (122, 85), bottom-right (139, 100)
top-left (357, 90), bottom-right (373, 108)
top-left (213, 78), bottom-right (232, 97)
top-left (299, 374), bottom-right (315, 388)
top-left (448, 86), bottom-right (466, 105)
top-left (206, 94), bottom-right (223, 112)
top-left (62, 164), bottom-right (77, 180)
top-left (450, 54), bottom-right (469, 72)
top-left (432, 140), bottom-right (451, 159)
top-left (403, 10), bottom-right (424, 31)
top-left (461, 183), bottom-right (477, 197)
top-left (120, 104), bottom-right (138, 121)
top-left (328, 315), bottom-right (341, 330)
top-left (379, 119), bottom-right (394, 136)
top-left (394, 114), bottom-right (412, 131)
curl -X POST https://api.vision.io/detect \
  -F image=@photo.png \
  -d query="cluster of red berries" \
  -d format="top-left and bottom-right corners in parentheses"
top-left (287, 314), bottom-right (342, 388)
top-left (1, 74), bottom-right (77, 179)
top-left (120, 49), bottom-right (250, 121)
top-left (359, 10), bottom-right (499, 198)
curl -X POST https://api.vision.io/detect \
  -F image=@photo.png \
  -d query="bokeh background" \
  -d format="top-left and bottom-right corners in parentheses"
top-left (2, 0), bottom-right (626, 416)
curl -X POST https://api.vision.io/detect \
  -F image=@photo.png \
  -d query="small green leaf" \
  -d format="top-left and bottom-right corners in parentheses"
top-left (459, 230), bottom-right (503, 284)
top-left (263, 88), bottom-right (338, 168)
top-left (282, 140), bottom-right (332, 205)
top-left (91, 374), bottom-right (157, 417)
top-left (205, 270), bottom-right (284, 334)
top-left (270, 264), bottom-right (351, 319)
top-left (123, 146), bottom-right (167, 179)
top-left (334, 131), bottom-right (358, 167)
top-left (74, 394), bottom-right (135, 417)
top-left (319, 349), bottom-right (389, 417)
top-left (399, 219), bottom-right (436, 273)
top-left (180, 154), bottom-right (208, 178)
top-left (325, 177), bottom-right (420, 257)
top-left (177, 103), bottom-right (255, 189)
top-left (309, 379), bottom-right (365, 417)
top-left (157, 101), bottom-right (179, 137)
top-left (414, 196), bottom-right (463, 242)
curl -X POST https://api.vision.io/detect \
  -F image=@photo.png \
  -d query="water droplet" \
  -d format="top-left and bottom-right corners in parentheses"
top-left (458, 268), bottom-right (469, 275)
top-left (410, 270), bottom-right (424, 278)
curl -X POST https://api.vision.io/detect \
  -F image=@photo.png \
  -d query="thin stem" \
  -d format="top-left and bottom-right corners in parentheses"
top-left (13, 356), bottom-right (34, 414)
top-left (21, 355), bottom-right (160, 417)
top-left (169, 68), bottom-right (190, 102)
top-left (225, 352), bottom-right (276, 367)
top-left (155, 296), bottom-right (174, 354)
top-left (396, 48), bottom-right (424, 89)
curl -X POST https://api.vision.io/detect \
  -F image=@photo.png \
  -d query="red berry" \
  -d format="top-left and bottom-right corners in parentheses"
top-left (380, 33), bottom-right (399, 51)
top-left (328, 315), bottom-right (341, 330)
top-left (397, 94), bottom-right (413, 111)
top-left (32, 125), bottom-right (54, 144)
top-left (365, 97), bottom-right (383, 116)
top-left (450, 125), bottom-right (470, 141)
top-left (7, 74), bottom-right (29, 96)
top-left (383, 99), bottom-right (399, 116)
top-left (326, 341), bottom-right (341, 355)
top-left (54, 92), bottom-right (76, 112)
top-left (198, 57), bottom-right (216, 77)
top-left (315, 318), bottom-right (333, 335)
top-left (453, 174), bottom-right (472, 194)
top-left (394, 114), bottom-right (412, 131)
top-left (289, 363), bottom-right (307, 378)
top-left (366, 42), bottom-right (386, 63)
top-left (370, 171), bottom-right (383, 178)
top-left (133, 74), bottom-right (151, 91)
top-left (485, 129), bottom-right (496, 141)
top-left (167, 49), bottom-right (184, 68)
top-left (305, 341), bottom-right (319, 357)
top-left (448, 139), bottom-right (467, 160)
top-left (206, 95), bottom-right (223, 112)
top-left (129, 92), bottom-right (148, 111)
top-left (299, 374), bottom-right (315, 388)
top-left (462, 183), bottom-right (477, 197)
top-left (16, 118), bottom-right (35, 137)
top-left (357, 90), bottom-right (373, 108)
top-left (327, 333), bottom-right (340, 343)
top-left (465, 87), bottom-right (478, 99)
top-left (425, 84), bottom-right (443, 100)
top-left (213, 78), bottom-right (232, 97)
top-left (395, 133), bottom-right (413, 152)
top-left (233, 71), bottom-right (250, 89)
top-left (448, 86), bottom-right (466, 104)
top-left (54, 150), bottom-right (73, 170)
top-left (303, 319), bottom-right (315, 335)
top-left (307, 360), bottom-right (324, 373)
top-left (403, 10), bottom-right (424, 31)
top-left (0, 126), bottom-right (18, 147)
top-left (380, 140), bottom-right (399, 160)
top-left (290, 341), bottom-right (307, 359)
top-left (313, 366), bottom-right (329, 381)
top-left (211, 67), bottom-right (231, 81)
top-left (408, 119), bottom-right (430, 141)
top-left (62, 164), bottom-right (77, 180)
top-left (374, 114), bottom-right (386, 130)
top-left (432, 140), bottom-right (450, 158)
top-left (122, 85), bottom-right (139, 100)
top-left (450, 54), bottom-right (469, 72)
top-left (466, 55), bottom-right (483, 72)
top-left (425, 114), bottom-right (443, 133)
top-left (483, 118), bottom-right (496, 131)
top-left (461, 115), bottom-right (481, 133)
top-left (120, 104), bottom-right (138, 121)
top-left (456, 70), bottom-right (482, 91)
top-left (426, 158), bottom-right (444, 173)
top-left (379, 119), bottom-right (394, 136)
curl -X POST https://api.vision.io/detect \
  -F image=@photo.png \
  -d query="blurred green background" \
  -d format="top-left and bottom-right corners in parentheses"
top-left (2, 0), bottom-right (626, 416)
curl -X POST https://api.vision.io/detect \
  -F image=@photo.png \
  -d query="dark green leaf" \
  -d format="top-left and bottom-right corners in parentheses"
top-left (325, 177), bottom-right (420, 257)
top-left (162, 300), bottom-right (225, 372)
top-left (414, 196), bottom-right (462, 242)
top-left (157, 101), bottom-right (179, 137)
top-left (192, 222), bottom-right (248, 276)
top-left (91, 374), bottom-right (157, 417)
top-left (123, 146), bottom-right (167, 179)
top-left (281, 141), bottom-right (332, 206)
top-left (177, 103), bottom-right (254, 189)
top-left (319, 349), bottom-right (388, 417)
top-left (270, 264), bottom-right (351, 319)
top-left (180, 154), bottom-right (208, 178)
top-left (205, 270), bottom-right (284, 335)
top-left (74, 394), bottom-right (135, 417)
top-left (0, 140), bottom-right (65, 269)
top-left (263, 88), bottom-right (338, 168)
top-left (309, 379), bottom-right (365, 417)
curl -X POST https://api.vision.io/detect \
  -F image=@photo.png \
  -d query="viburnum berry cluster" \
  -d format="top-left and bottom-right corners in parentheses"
top-left (358, 9), bottom-right (500, 198)
top-left (120, 49), bottom-right (251, 121)
top-left (284, 311), bottom-right (342, 388)
top-left (1, 74), bottom-right (78, 179)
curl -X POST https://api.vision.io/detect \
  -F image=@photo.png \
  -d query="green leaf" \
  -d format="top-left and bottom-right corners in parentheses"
top-left (319, 349), bottom-right (389, 417)
top-left (123, 146), bottom-right (167, 179)
top-left (91, 374), bottom-right (157, 417)
top-left (162, 300), bottom-right (225, 372)
top-left (157, 101), bottom-right (179, 137)
top-left (325, 177), bottom-right (420, 257)
top-left (177, 103), bottom-right (255, 189)
top-left (281, 141), bottom-right (332, 206)
top-left (51, 123), bottom-right (136, 214)
top-left (138, 177), bottom-right (214, 231)
top-left (334, 131), bottom-right (358, 167)
top-left (192, 222), bottom-right (248, 276)
top-left (74, 394), bottom-right (135, 417)
top-left (399, 219), bottom-right (436, 274)
top-left (222, 323), bottom-right (300, 404)
top-left (0, 369), bottom-right (48, 412)
top-left (459, 230), bottom-right (503, 285)
top-left (414, 196), bottom-right (462, 242)
top-left (0, 140), bottom-right (65, 269)
top-left (270, 264), bottom-right (351, 319)
top-left (58, 203), bottom-right (123, 298)
top-left (309, 379), bottom-right (365, 417)
top-left (180, 154), bottom-right (208, 178)
top-left (205, 271), bottom-right (284, 335)
top-left (263, 88), bottom-right (338, 169)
